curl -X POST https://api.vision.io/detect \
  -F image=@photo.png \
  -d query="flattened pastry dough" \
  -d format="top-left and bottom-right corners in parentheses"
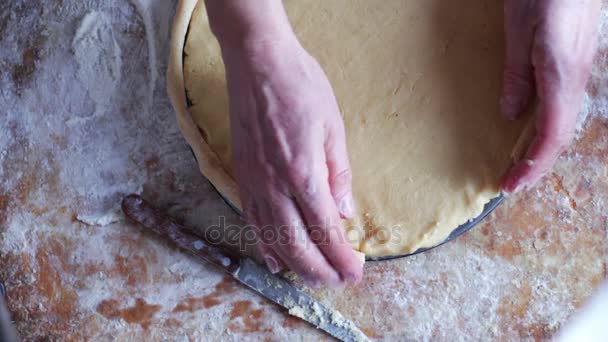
top-left (169, 0), bottom-right (524, 257)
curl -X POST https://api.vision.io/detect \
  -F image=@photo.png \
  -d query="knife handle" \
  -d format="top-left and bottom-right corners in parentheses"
top-left (121, 194), bottom-right (241, 274)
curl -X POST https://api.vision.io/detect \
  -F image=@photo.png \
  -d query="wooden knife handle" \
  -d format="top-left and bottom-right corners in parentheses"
top-left (121, 194), bottom-right (241, 274)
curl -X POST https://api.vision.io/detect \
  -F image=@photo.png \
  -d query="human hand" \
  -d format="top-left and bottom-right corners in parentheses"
top-left (218, 35), bottom-right (362, 287)
top-left (500, 0), bottom-right (601, 193)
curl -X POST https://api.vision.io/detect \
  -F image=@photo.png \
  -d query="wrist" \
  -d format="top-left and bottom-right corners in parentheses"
top-left (205, 0), bottom-right (297, 53)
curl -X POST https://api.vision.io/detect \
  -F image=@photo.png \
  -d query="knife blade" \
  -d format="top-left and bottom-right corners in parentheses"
top-left (0, 283), bottom-right (18, 342)
top-left (121, 194), bottom-right (370, 342)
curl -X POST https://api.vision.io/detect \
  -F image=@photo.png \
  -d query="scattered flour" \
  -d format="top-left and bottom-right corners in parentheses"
top-left (72, 11), bottom-right (123, 120)
top-left (0, 0), bottom-right (607, 341)
top-left (76, 210), bottom-right (124, 226)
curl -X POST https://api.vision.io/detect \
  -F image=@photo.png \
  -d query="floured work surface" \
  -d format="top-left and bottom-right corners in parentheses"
top-left (2, 0), bottom-right (608, 340)
top-left (177, 0), bottom-right (525, 257)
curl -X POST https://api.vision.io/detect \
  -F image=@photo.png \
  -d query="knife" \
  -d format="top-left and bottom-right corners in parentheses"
top-left (121, 194), bottom-right (370, 342)
top-left (0, 282), bottom-right (18, 342)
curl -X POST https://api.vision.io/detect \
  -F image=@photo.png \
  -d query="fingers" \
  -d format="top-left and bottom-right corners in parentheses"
top-left (322, 108), bottom-right (361, 283)
top-left (256, 241), bottom-right (285, 274)
top-left (252, 208), bottom-right (286, 274)
top-left (295, 176), bottom-right (363, 285)
top-left (325, 118), bottom-right (355, 219)
top-left (501, 74), bottom-right (577, 194)
top-left (502, 61), bottom-right (580, 192)
top-left (266, 192), bottom-right (343, 287)
top-left (242, 192), bottom-right (286, 274)
top-left (501, 111), bottom-right (573, 193)
top-left (501, 0), bottom-right (536, 120)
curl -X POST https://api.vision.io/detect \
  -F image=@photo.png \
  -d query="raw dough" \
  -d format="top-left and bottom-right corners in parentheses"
top-left (169, 0), bottom-right (524, 257)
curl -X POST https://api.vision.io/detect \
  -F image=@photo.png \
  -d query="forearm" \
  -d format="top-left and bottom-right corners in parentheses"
top-left (204, 0), bottom-right (296, 49)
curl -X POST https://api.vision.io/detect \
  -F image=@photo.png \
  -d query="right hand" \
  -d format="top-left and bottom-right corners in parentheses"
top-left (218, 34), bottom-right (363, 287)
top-left (500, 0), bottom-right (601, 193)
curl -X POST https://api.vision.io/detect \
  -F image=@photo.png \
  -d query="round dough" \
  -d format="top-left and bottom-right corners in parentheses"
top-left (170, 0), bottom-right (524, 257)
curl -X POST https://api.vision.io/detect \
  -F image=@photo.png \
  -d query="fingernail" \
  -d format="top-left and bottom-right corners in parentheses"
top-left (501, 176), bottom-right (515, 195)
top-left (500, 95), bottom-right (524, 120)
top-left (339, 192), bottom-right (355, 218)
top-left (303, 277), bottom-right (322, 288)
top-left (512, 180), bottom-right (530, 194)
top-left (264, 255), bottom-right (280, 274)
top-left (501, 177), bottom-right (518, 194)
top-left (503, 187), bottom-right (515, 195)
top-left (523, 159), bottom-right (535, 167)
top-left (341, 272), bottom-right (360, 284)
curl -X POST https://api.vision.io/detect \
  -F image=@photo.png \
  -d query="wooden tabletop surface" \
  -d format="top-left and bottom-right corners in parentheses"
top-left (1, 1), bottom-right (607, 340)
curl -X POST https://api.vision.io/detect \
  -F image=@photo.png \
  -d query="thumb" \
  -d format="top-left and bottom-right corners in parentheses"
top-left (501, 0), bottom-right (536, 120)
top-left (325, 120), bottom-right (355, 219)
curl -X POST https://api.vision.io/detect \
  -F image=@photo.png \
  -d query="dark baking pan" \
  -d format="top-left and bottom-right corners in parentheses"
top-left (181, 24), bottom-right (504, 261)
top-left (189, 148), bottom-right (504, 262)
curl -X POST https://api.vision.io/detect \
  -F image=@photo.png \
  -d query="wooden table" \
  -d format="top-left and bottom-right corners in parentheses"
top-left (1, 1), bottom-right (607, 340)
